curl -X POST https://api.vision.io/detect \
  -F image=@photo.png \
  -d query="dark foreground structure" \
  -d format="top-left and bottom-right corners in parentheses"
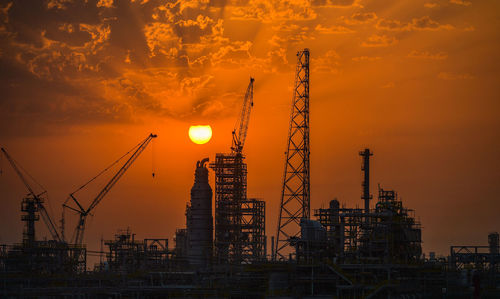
top-left (1, 49), bottom-right (499, 298)
top-left (1, 152), bottom-right (498, 298)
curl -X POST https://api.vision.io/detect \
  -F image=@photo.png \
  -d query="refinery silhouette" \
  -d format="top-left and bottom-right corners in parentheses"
top-left (1, 49), bottom-right (498, 298)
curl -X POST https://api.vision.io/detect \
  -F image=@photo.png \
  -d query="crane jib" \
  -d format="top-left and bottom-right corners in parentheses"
top-left (65, 133), bottom-right (157, 245)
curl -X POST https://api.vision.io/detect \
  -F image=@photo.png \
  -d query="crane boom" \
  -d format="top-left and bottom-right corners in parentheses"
top-left (232, 77), bottom-right (254, 154)
top-left (67, 133), bottom-right (157, 245)
top-left (1, 148), bottom-right (62, 242)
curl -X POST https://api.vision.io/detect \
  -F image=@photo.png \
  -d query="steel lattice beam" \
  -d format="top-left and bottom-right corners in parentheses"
top-left (275, 49), bottom-right (310, 260)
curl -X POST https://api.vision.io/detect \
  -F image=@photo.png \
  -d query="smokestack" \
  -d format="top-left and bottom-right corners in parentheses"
top-left (359, 149), bottom-right (373, 214)
top-left (187, 158), bottom-right (213, 268)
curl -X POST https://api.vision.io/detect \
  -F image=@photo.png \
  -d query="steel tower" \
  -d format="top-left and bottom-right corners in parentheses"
top-left (360, 148), bottom-right (373, 215)
top-left (275, 49), bottom-right (310, 260)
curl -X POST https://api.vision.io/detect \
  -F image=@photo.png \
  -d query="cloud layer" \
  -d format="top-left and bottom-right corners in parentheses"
top-left (0, 0), bottom-right (496, 137)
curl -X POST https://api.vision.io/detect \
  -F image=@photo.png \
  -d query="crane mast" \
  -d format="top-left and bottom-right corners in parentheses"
top-left (231, 77), bottom-right (254, 154)
top-left (65, 133), bottom-right (157, 245)
top-left (1, 148), bottom-right (62, 243)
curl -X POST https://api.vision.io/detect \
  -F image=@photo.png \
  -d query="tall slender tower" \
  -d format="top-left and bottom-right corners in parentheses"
top-left (359, 149), bottom-right (372, 214)
top-left (187, 158), bottom-right (213, 268)
top-left (275, 49), bottom-right (310, 260)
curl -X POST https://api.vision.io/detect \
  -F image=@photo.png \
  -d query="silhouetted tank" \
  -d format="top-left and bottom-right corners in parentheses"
top-left (187, 158), bottom-right (213, 268)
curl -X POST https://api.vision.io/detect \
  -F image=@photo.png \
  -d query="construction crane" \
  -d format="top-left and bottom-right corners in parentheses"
top-left (1, 148), bottom-right (62, 243)
top-left (63, 133), bottom-right (157, 245)
top-left (231, 77), bottom-right (254, 155)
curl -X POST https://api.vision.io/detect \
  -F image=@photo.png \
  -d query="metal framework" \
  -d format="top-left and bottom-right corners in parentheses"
top-left (241, 198), bottom-right (266, 262)
top-left (275, 48), bottom-right (310, 260)
top-left (211, 153), bottom-right (247, 264)
top-left (1, 148), bottom-right (61, 243)
top-left (210, 154), bottom-right (265, 264)
top-left (64, 133), bottom-right (157, 246)
top-left (314, 187), bottom-right (422, 264)
top-left (232, 78), bottom-right (254, 154)
top-left (450, 245), bottom-right (500, 271)
top-left (208, 78), bottom-right (263, 264)
top-left (104, 229), bottom-right (171, 273)
top-left (1, 148), bottom-right (86, 274)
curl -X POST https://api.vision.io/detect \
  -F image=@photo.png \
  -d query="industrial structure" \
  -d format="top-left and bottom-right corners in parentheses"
top-left (210, 77), bottom-right (266, 264)
top-left (186, 158), bottom-right (213, 268)
top-left (276, 48), bottom-right (311, 260)
top-left (0, 49), bottom-right (498, 298)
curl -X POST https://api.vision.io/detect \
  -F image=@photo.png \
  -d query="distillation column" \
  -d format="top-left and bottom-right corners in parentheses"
top-left (187, 158), bottom-right (213, 268)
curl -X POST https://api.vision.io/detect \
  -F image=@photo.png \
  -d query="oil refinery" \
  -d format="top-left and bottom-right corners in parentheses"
top-left (1, 49), bottom-right (498, 298)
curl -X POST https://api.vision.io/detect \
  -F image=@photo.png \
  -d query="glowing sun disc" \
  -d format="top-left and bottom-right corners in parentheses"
top-left (189, 125), bottom-right (212, 144)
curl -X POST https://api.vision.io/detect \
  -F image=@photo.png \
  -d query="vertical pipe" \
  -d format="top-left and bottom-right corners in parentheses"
top-left (264, 235), bottom-right (267, 261)
top-left (271, 236), bottom-right (275, 261)
top-left (359, 149), bottom-right (373, 215)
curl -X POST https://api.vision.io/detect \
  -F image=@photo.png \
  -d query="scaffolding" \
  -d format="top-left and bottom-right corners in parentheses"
top-left (242, 198), bottom-right (266, 262)
top-left (104, 228), bottom-right (171, 273)
top-left (210, 153), bottom-right (265, 264)
top-left (314, 188), bottom-right (422, 264)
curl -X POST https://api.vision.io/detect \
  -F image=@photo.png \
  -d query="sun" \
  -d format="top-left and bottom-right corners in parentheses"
top-left (189, 125), bottom-right (212, 144)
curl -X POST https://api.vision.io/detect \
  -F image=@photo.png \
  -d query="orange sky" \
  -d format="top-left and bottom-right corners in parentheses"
top-left (0, 0), bottom-right (499, 262)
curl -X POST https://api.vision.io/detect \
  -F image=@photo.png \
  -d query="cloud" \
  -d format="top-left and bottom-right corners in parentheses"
top-left (144, 22), bottom-right (180, 57)
top-left (0, 2), bottom-right (12, 25)
top-left (407, 50), bottom-right (448, 60)
top-left (315, 24), bottom-right (354, 34)
top-left (352, 56), bottom-right (381, 62)
top-left (312, 50), bottom-right (340, 73)
top-left (340, 12), bottom-right (377, 25)
top-left (177, 14), bottom-right (215, 30)
top-left (47, 0), bottom-right (74, 10)
top-left (0, 0), bottom-right (491, 139)
top-left (424, 3), bottom-right (439, 8)
top-left (210, 41), bottom-right (252, 67)
top-left (102, 70), bottom-right (229, 120)
top-left (376, 16), bottom-right (454, 31)
top-left (411, 16), bottom-right (454, 31)
top-left (450, 0), bottom-right (472, 6)
top-left (265, 48), bottom-right (290, 73)
top-left (361, 34), bottom-right (398, 47)
top-left (231, 0), bottom-right (317, 23)
top-left (438, 72), bottom-right (474, 80)
top-left (269, 24), bottom-right (313, 47)
top-left (311, 0), bottom-right (362, 8)
top-left (178, 0), bottom-right (211, 14)
top-left (0, 0), bottom-right (260, 133)
top-left (97, 0), bottom-right (114, 8)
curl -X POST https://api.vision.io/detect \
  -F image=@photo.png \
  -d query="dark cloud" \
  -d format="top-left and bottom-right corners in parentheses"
top-left (312, 0), bottom-right (360, 8)
top-left (361, 34), bottom-right (398, 47)
top-left (376, 16), bottom-right (454, 31)
top-left (0, 0), bottom-right (476, 139)
top-left (350, 12), bottom-right (377, 23)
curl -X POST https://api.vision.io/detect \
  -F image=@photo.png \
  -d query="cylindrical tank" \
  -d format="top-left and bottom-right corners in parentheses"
top-left (187, 158), bottom-right (213, 268)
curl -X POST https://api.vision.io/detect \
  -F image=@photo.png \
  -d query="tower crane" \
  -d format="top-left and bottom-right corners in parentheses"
top-left (63, 133), bottom-right (157, 245)
top-left (1, 148), bottom-right (62, 243)
top-left (231, 77), bottom-right (254, 155)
